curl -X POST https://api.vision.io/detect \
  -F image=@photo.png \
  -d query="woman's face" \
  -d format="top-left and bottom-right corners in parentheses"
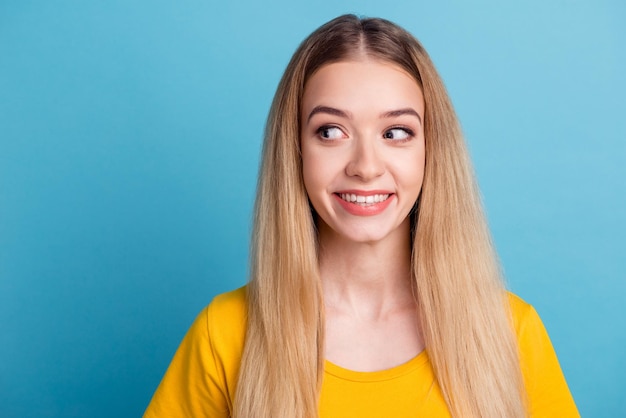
top-left (300, 59), bottom-right (426, 244)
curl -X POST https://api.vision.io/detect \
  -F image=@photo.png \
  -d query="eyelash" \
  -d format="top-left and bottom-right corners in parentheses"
top-left (314, 125), bottom-right (416, 143)
top-left (384, 126), bottom-right (415, 143)
top-left (316, 125), bottom-right (345, 141)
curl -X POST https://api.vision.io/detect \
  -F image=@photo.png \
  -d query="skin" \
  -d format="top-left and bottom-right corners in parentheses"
top-left (300, 58), bottom-right (426, 371)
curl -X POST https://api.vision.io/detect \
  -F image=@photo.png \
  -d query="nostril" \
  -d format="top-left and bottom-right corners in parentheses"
top-left (345, 158), bottom-right (385, 180)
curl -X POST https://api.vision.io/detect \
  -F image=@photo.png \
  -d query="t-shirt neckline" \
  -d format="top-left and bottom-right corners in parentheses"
top-left (324, 349), bottom-right (429, 382)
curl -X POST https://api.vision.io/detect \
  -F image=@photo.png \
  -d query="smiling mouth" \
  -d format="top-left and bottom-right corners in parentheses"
top-left (338, 193), bottom-right (391, 206)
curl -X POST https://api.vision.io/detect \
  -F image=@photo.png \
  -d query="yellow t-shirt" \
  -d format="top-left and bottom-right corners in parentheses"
top-left (144, 287), bottom-right (579, 417)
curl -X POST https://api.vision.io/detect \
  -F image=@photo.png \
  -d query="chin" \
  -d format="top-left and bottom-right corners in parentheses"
top-left (335, 229), bottom-right (394, 245)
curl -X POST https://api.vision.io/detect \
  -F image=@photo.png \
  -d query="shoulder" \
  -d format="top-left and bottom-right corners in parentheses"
top-left (204, 286), bottom-right (248, 358)
top-left (505, 291), bottom-right (555, 350)
top-left (505, 291), bottom-right (553, 357)
top-left (207, 286), bottom-right (248, 323)
top-left (194, 286), bottom-right (248, 411)
top-left (506, 291), bottom-right (535, 335)
top-left (143, 286), bottom-right (248, 418)
top-left (169, 286), bottom-right (248, 377)
top-left (506, 292), bottom-right (580, 416)
top-left (505, 291), bottom-right (557, 357)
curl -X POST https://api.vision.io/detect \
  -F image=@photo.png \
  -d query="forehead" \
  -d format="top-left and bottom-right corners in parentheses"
top-left (301, 59), bottom-right (424, 117)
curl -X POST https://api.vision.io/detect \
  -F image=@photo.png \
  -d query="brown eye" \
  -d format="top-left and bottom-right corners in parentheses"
top-left (383, 128), bottom-right (412, 141)
top-left (318, 126), bottom-right (345, 140)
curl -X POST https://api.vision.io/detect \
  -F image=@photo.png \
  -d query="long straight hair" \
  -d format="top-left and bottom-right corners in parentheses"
top-left (234, 14), bottom-right (526, 418)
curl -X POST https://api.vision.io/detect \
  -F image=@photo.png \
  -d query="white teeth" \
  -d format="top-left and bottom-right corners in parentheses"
top-left (339, 193), bottom-right (390, 206)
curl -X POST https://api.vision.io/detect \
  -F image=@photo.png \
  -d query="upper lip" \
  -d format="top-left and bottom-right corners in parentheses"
top-left (335, 189), bottom-right (393, 196)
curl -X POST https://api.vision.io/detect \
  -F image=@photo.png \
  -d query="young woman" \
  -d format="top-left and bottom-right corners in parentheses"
top-left (144, 15), bottom-right (578, 417)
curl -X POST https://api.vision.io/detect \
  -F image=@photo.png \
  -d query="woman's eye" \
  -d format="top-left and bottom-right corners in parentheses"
top-left (318, 126), bottom-right (345, 140)
top-left (383, 128), bottom-right (413, 141)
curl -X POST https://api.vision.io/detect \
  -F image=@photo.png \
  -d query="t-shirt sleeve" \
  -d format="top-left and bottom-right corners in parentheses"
top-left (514, 298), bottom-right (580, 417)
top-left (143, 304), bottom-right (231, 418)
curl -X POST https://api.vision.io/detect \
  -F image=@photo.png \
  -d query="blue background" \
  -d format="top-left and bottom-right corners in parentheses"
top-left (1, 1), bottom-right (624, 416)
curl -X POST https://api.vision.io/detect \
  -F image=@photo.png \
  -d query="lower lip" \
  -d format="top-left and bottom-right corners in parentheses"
top-left (333, 194), bottom-right (395, 216)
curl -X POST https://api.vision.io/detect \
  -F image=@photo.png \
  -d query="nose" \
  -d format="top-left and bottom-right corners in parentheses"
top-left (345, 137), bottom-right (385, 181)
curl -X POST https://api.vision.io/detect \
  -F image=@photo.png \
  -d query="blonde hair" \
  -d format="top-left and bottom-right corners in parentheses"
top-left (234, 14), bottom-right (526, 418)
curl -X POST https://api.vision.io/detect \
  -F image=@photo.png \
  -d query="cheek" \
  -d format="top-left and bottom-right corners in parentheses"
top-left (301, 148), bottom-right (324, 200)
top-left (301, 161), bottom-right (329, 220)
top-left (396, 149), bottom-right (426, 194)
top-left (301, 143), bottom-right (341, 194)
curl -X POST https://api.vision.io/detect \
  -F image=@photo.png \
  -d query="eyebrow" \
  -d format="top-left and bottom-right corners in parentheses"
top-left (307, 106), bottom-right (351, 122)
top-left (307, 105), bottom-right (422, 124)
top-left (381, 108), bottom-right (422, 124)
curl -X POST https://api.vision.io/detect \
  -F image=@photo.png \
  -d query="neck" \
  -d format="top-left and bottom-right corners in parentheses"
top-left (317, 219), bottom-right (415, 319)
